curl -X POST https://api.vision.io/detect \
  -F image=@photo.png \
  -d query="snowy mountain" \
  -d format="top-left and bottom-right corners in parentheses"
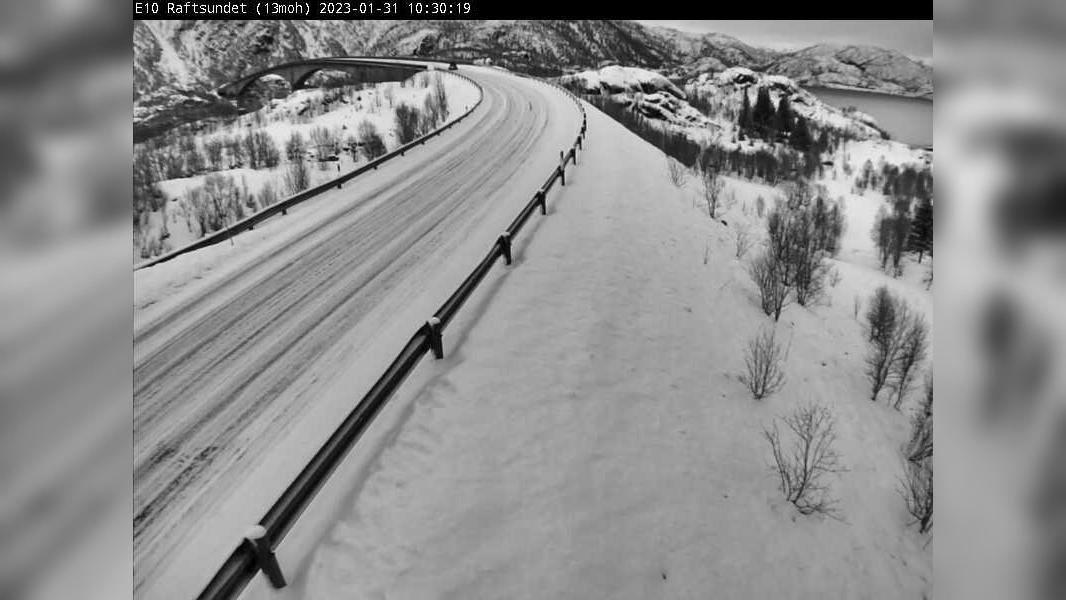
top-left (133, 21), bottom-right (932, 138)
top-left (765, 44), bottom-right (933, 99)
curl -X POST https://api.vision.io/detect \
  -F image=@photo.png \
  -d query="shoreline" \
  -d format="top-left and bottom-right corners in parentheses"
top-left (804, 83), bottom-right (934, 103)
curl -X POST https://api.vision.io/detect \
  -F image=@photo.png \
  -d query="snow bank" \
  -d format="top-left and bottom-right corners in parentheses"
top-left (292, 98), bottom-right (931, 598)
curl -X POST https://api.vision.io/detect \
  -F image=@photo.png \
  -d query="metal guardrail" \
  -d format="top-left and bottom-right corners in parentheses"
top-left (193, 77), bottom-right (587, 600)
top-left (134, 70), bottom-right (485, 271)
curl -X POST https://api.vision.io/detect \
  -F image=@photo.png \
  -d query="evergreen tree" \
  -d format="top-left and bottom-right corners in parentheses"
top-left (791, 117), bottom-right (813, 152)
top-left (908, 197), bottom-right (933, 263)
top-left (752, 87), bottom-right (775, 139)
top-left (738, 89), bottom-right (754, 138)
top-left (774, 95), bottom-right (794, 137)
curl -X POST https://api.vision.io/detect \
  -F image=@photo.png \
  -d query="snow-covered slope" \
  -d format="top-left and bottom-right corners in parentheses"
top-left (559, 64), bottom-right (892, 148)
top-left (691, 67), bottom-right (888, 140)
top-left (288, 96), bottom-right (931, 599)
top-left (559, 65), bottom-right (685, 97)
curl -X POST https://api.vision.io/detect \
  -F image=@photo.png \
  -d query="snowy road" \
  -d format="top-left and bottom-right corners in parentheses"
top-left (132, 66), bottom-right (581, 598)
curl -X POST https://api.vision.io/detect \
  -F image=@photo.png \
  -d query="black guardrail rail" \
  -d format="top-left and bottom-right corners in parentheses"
top-left (134, 69), bottom-right (485, 271)
top-left (193, 75), bottom-right (587, 600)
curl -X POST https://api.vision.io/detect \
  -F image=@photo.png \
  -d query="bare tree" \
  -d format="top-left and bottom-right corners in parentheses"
top-left (701, 167), bottom-right (725, 218)
top-left (283, 156), bottom-right (310, 195)
top-left (258, 181), bottom-right (279, 207)
top-left (763, 402), bottom-right (846, 516)
top-left (666, 156), bottom-right (688, 188)
top-left (284, 131), bottom-right (307, 162)
top-left (748, 250), bottom-right (791, 321)
top-left (866, 291), bottom-right (917, 402)
top-left (865, 286), bottom-right (897, 342)
top-left (904, 374), bottom-right (933, 463)
top-left (395, 102), bottom-right (424, 144)
top-left (204, 138), bottom-right (225, 171)
top-left (740, 326), bottom-right (789, 400)
top-left (890, 314), bottom-right (930, 410)
top-left (734, 225), bottom-right (755, 259)
top-left (899, 457), bottom-right (933, 533)
top-left (357, 120), bottom-right (387, 160)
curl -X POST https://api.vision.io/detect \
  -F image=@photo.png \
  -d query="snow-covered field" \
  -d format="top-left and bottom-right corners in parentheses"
top-left (274, 95), bottom-right (932, 597)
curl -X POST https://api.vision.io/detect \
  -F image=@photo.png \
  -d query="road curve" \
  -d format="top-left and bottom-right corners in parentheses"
top-left (133, 65), bottom-right (582, 597)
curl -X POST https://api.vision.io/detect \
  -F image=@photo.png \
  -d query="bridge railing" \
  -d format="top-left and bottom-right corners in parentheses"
top-left (134, 70), bottom-right (485, 271)
top-left (193, 77), bottom-right (588, 600)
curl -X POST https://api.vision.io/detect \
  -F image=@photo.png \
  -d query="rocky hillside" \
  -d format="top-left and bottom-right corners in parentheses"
top-left (765, 44), bottom-right (933, 99)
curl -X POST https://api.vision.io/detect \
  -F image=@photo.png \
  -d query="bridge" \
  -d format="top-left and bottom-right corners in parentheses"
top-left (216, 56), bottom-right (465, 98)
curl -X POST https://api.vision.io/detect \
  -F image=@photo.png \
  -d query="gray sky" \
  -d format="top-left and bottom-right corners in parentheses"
top-left (638, 21), bottom-right (933, 62)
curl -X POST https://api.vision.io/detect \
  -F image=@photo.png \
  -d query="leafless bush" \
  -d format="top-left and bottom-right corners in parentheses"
top-left (866, 298), bottom-right (908, 401)
top-left (740, 326), bottom-right (789, 400)
top-left (395, 102), bottom-right (425, 144)
top-left (283, 156), bottom-right (310, 195)
top-left (791, 243), bottom-right (829, 307)
top-left (899, 457), bottom-right (933, 533)
top-left (748, 250), bottom-right (791, 321)
top-left (734, 225), bottom-right (755, 259)
top-left (765, 201), bottom-right (834, 307)
top-left (284, 131), bottom-right (306, 162)
top-left (904, 374), bottom-right (933, 463)
top-left (701, 167), bottom-right (725, 218)
top-left (865, 286), bottom-right (896, 342)
top-left (258, 181), bottom-right (279, 207)
top-left (432, 74), bottom-right (449, 116)
top-left (204, 138), bottom-right (224, 171)
top-left (178, 133), bottom-right (205, 175)
top-left (242, 129), bottom-right (280, 169)
top-left (890, 314), bottom-right (930, 410)
top-left (763, 402), bottom-right (845, 516)
top-left (666, 156), bottom-right (688, 188)
top-left (309, 126), bottom-right (339, 159)
top-left (865, 289), bottom-right (924, 402)
top-left (357, 120), bottom-right (387, 160)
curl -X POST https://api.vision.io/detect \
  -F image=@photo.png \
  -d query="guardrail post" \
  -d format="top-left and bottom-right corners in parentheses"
top-left (537, 190), bottom-right (547, 215)
top-left (244, 525), bottom-right (286, 589)
top-left (424, 317), bottom-right (444, 359)
top-left (559, 151), bottom-right (566, 186)
top-left (497, 232), bottom-right (512, 265)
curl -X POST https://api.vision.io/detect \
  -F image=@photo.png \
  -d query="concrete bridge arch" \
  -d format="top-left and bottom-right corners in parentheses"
top-left (218, 58), bottom-right (430, 98)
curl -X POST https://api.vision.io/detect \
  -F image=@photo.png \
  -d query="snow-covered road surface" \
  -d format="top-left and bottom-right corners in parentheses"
top-left (290, 97), bottom-right (931, 598)
top-left (132, 66), bottom-right (581, 598)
